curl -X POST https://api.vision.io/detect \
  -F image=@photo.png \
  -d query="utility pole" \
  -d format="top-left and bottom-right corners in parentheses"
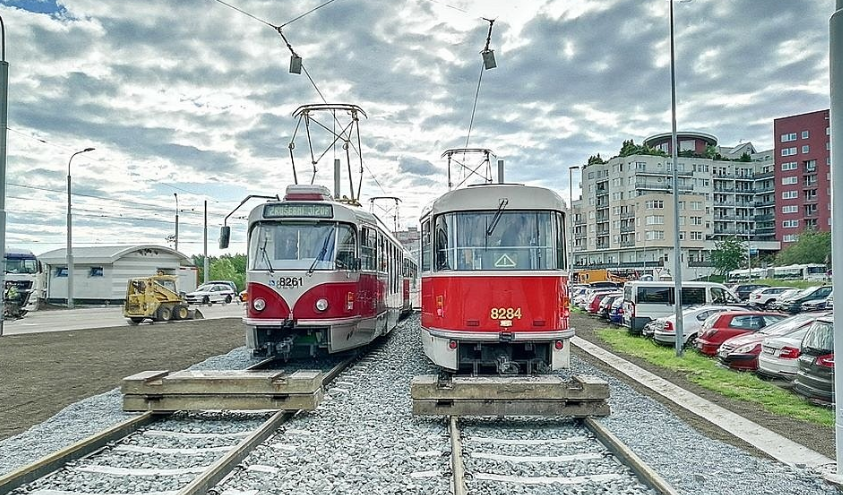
top-left (174, 193), bottom-right (179, 252)
top-left (203, 200), bottom-right (209, 284)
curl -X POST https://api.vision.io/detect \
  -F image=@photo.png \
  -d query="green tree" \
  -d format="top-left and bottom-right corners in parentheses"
top-left (587, 154), bottom-right (606, 165)
top-left (711, 236), bottom-right (747, 276)
top-left (191, 253), bottom-right (248, 290)
top-left (776, 230), bottom-right (831, 266)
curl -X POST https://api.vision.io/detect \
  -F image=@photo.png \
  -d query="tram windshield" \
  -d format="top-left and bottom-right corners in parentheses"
top-left (248, 222), bottom-right (356, 271)
top-left (433, 211), bottom-right (565, 271)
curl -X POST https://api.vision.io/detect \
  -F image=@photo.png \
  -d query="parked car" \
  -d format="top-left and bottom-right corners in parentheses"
top-left (206, 280), bottom-right (238, 293)
top-left (652, 305), bottom-right (738, 347)
top-left (589, 291), bottom-right (621, 315)
top-left (757, 312), bottom-right (832, 380)
top-left (695, 311), bottom-right (787, 356)
top-left (717, 312), bottom-right (824, 371)
top-left (731, 283), bottom-right (770, 301)
top-left (185, 283), bottom-right (237, 305)
top-left (597, 293), bottom-right (623, 320)
top-left (621, 281), bottom-right (739, 335)
top-left (608, 297), bottom-right (625, 325)
top-left (746, 286), bottom-right (793, 309)
top-left (792, 316), bottom-right (835, 404)
top-left (765, 288), bottom-right (803, 311)
top-left (580, 288), bottom-right (616, 311)
top-left (779, 285), bottom-right (833, 314)
top-left (801, 291), bottom-right (832, 312)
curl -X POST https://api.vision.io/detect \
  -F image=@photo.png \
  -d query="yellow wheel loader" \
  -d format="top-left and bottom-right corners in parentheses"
top-left (123, 275), bottom-right (204, 324)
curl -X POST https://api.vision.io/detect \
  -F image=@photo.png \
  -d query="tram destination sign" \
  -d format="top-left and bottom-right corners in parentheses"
top-left (264, 203), bottom-right (333, 218)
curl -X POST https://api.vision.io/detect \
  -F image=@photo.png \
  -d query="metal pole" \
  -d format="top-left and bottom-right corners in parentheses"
top-left (747, 237), bottom-right (751, 281)
top-left (828, 0), bottom-right (843, 475)
top-left (203, 200), bottom-right (209, 284)
top-left (669, 0), bottom-right (685, 356)
top-left (66, 147), bottom-right (94, 309)
top-left (174, 193), bottom-right (179, 252)
top-left (497, 159), bottom-right (504, 184)
top-left (568, 165), bottom-right (579, 273)
top-left (0, 18), bottom-right (7, 336)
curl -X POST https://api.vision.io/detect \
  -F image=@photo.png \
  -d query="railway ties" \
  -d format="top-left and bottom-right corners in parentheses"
top-left (449, 417), bottom-right (679, 495)
top-left (0, 358), bottom-right (355, 495)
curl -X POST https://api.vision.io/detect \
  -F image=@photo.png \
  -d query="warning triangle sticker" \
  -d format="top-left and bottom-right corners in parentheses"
top-left (494, 253), bottom-right (517, 268)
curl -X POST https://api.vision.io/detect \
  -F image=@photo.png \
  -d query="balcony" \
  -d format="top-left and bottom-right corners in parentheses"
top-left (713, 186), bottom-right (735, 193)
top-left (637, 169), bottom-right (693, 178)
top-left (575, 260), bottom-right (665, 270)
top-left (754, 198), bottom-right (775, 207)
top-left (596, 242), bottom-right (610, 250)
top-left (804, 210), bottom-right (819, 218)
top-left (621, 212), bottom-right (635, 220)
top-left (597, 229), bottom-right (610, 236)
top-left (714, 215), bottom-right (737, 221)
top-left (620, 240), bottom-right (636, 247)
top-left (754, 214), bottom-right (774, 222)
top-left (620, 224), bottom-right (635, 233)
top-left (755, 184), bottom-right (775, 193)
top-left (754, 170), bottom-right (775, 179)
top-left (735, 189), bottom-right (755, 195)
top-left (713, 202), bottom-right (736, 208)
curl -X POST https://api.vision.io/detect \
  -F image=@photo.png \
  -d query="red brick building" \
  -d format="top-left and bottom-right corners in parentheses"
top-left (774, 109), bottom-right (831, 245)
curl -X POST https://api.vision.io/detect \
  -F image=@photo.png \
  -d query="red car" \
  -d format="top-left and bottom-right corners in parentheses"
top-left (695, 311), bottom-right (787, 356)
top-left (716, 312), bottom-right (821, 371)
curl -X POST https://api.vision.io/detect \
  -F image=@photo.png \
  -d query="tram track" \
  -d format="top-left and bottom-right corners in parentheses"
top-left (0, 356), bottom-right (355, 495)
top-left (447, 415), bottom-right (678, 495)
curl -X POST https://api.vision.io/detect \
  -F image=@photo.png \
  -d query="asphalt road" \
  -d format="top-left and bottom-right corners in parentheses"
top-left (0, 303), bottom-right (246, 336)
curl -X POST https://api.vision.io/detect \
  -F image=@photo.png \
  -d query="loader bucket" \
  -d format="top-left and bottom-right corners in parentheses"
top-left (189, 309), bottom-right (204, 320)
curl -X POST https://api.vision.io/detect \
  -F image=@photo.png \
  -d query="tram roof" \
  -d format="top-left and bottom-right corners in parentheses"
top-left (422, 183), bottom-right (565, 217)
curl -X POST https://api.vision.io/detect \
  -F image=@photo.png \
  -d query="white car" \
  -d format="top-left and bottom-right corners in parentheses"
top-left (746, 286), bottom-right (793, 309)
top-left (756, 312), bottom-right (831, 380)
top-left (185, 283), bottom-right (237, 305)
top-left (652, 305), bottom-right (739, 346)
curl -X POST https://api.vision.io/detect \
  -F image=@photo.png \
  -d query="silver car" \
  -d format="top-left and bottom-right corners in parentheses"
top-left (185, 283), bottom-right (237, 305)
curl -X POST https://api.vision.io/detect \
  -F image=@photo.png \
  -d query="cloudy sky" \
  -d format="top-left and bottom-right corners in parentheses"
top-left (0, 0), bottom-right (834, 257)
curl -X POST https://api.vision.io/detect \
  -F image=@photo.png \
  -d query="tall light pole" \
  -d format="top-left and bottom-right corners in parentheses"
top-left (66, 147), bottom-right (95, 309)
top-left (174, 193), bottom-right (179, 252)
top-left (568, 165), bottom-right (580, 275)
top-left (0, 16), bottom-right (9, 336)
top-left (669, 0), bottom-right (685, 357)
top-left (828, 0), bottom-right (842, 475)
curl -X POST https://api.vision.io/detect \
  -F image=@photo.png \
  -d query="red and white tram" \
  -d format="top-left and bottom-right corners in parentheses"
top-left (419, 183), bottom-right (573, 374)
top-left (224, 184), bottom-right (416, 359)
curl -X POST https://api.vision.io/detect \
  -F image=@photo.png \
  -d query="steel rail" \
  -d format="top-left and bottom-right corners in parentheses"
top-left (0, 412), bottom-right (158, 495)
top-left (449, 416), bottom-right (467, 495)
top-left (175, 355), bottom-right (357, 495)
top-left (584, 417), bottom-right (680, 495)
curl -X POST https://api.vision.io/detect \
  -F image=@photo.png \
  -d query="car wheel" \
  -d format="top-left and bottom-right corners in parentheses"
top-left (763, 300), bottom-right (774, 310)
top-left (203, 295), bottom-right (211, 305)
top-left (158, 306), bottom-right (172, 321)
top-left (685, 333), bottom-right (698, 348)
top-left (224, 295), bottom-right (232, 304)
top-left (175, 305), bottom-right (189, 320)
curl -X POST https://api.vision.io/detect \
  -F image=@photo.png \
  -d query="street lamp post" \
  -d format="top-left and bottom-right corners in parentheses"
top-left (174, 193), bottom-right (179, 252)
top-left (669, 0), bottom-right (685, 357)
top-left (568, 165), bottom-right (580, 275)
top-left (66, 147), bottom-right (95, 309)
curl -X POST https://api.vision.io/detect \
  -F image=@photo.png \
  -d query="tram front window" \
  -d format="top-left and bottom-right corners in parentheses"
top-left (248, 222), bottom-right (356, 271)
top-left (434, 211), bottom-right (562, 271)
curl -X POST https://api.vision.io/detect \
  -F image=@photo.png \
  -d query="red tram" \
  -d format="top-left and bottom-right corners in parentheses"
top-left (222, 184), bottom-right (416, 359)
top-left (419, 183), bottom-right (573, 374)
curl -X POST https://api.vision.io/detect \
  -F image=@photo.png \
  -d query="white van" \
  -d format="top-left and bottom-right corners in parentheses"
top-left (622, 281), bottom-right (739, 334)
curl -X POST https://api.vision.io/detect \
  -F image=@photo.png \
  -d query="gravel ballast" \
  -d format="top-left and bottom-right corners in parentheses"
top-left (1, 314), bottom-right (838, 494)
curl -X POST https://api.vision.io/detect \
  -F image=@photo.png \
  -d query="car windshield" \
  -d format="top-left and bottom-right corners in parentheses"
top-left (195, 284), bottom-right (216, 292)
top-left (759, 313), bottom-right (819, 336)
top-left (802, 320), bottom-right (834, 353)
top-left (248, 221), bottom-right (355, 271)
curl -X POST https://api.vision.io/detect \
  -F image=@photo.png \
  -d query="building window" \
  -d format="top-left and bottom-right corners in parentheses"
top-left (783, 234), bottom-right (798, 243)
top-left (679, 232), bottom-right (686, 240)
top-left (802, 130), bottom-right (810, 139)
top-left (782, 191), bottom-right (798, 200)
top-left (646, 230), bottom-right (665, 240)
top-left (782, 220), bottom-right (799, 228)
top-left (691, 216), bottom-right (703, 225)
top-left (89, 267), bottom-right (104, 277)
top-left (781, 161), bottom-right (797, 171)
top-left (781, 176), bottom-right (798, 185)
top-left (55, 267), bottom-right (68, 277)
top-left (781, 147), bottom-right (797, 156)
top-left (691, 231), bottom-right (703, 240)
top-left (645, 200), bottom-right (664, 209)
top-left (691, 201), bottom-right (702, 210)
top-left (802, 145), bottom-right (810, 154)
top-left (780, 133), bottom-right (797, 142)
top-left (646, 215), bottom-right (665, 225)
top-left (782, 205), bottom-right (798, 214)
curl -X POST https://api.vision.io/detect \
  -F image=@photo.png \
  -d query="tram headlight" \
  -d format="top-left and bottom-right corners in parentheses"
top-left (253, 298), bottom-right (266, 311)
top-left (315, 298), bottom-right (329, 312)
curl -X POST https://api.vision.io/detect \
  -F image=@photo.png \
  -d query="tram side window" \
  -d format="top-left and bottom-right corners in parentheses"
top-left (435, 215), bottom-right (450, 271)
top-left (361, 227), bottom-right (376, 271)
top-left (557, 212), bottom-right (567, 270)
top-left (421, 220), bottom-right (431, 272)
top-left (336, 226), bottom-right (357, 269)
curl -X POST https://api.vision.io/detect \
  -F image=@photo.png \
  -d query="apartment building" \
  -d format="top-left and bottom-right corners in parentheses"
top-left (774, 109), bottom-right (831, 245)
top-left (571, 132), bottom-right (779, 280)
